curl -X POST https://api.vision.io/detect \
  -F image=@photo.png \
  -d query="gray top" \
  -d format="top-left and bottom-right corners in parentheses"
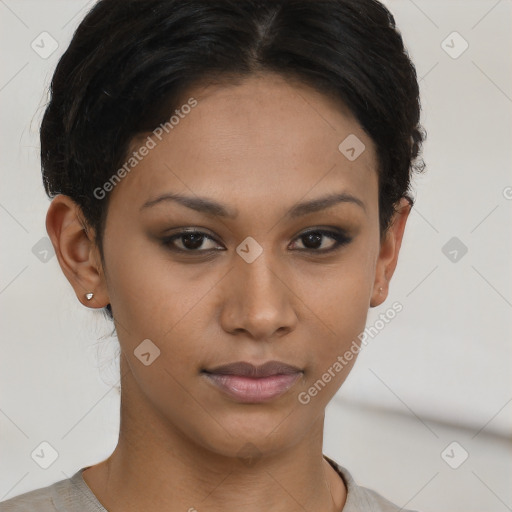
top-left (0, 455), bottom-right (418, 511)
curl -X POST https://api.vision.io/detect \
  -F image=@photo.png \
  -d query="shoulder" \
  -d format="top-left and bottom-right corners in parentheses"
top-left (0, 483), bottom-right (58, 512)
top-left (324, 455), bottom-right (420, 512)
top-left (0, 468), bottom-right (91, 512)
top-left (347, 485), bottom-right (419, 512)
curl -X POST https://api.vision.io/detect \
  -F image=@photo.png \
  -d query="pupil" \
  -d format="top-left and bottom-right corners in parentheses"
top-left (183, 233), bottom-right (203, 249)
top-left (303, 232), bottom-right (322, 249)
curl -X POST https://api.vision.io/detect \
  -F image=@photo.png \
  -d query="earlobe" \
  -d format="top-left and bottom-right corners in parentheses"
top-left (370, 197), bottom-right (412, 308)
top-left (45, 195), bottom-right (108, 309)
top-left (369, 286), bottom-right (384, 309)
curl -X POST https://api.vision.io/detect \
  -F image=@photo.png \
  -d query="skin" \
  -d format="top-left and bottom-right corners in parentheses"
top-left (46, 72), bottom-right (410, 512)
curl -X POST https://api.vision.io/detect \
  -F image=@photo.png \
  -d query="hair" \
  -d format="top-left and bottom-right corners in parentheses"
top-left (40, 0), bottom-right (426, 322)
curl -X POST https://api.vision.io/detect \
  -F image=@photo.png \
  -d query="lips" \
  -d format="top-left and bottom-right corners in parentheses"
top-left (202, 360), bottom-right (302, 378)
top-left (201, 360), bottom-right (303, 403)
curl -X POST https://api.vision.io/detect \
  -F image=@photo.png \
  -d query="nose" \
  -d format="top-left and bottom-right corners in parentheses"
top-left (218, 248), bottom-right (298, 341)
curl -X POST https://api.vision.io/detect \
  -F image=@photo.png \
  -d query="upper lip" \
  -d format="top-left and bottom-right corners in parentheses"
top-left (203, 360), bottom-right (302, 378)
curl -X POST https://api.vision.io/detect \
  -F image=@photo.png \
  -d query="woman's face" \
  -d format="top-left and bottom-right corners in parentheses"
top-left (54, 72), bottom-right (408, 459)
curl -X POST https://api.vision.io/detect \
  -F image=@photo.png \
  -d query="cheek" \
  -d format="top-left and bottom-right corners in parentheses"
top-left (294, 250), bottom-right (376, 382)
top-left (298, 247), bottom-right (374, 323)
top-left (104, 234), bottom-right (204, 332)
top-left (103, 235), bottom-right (226, 382)
top-left (296, 287), bottom-right (368, 410)
top-left (306, 282), bottom-right (369, 378)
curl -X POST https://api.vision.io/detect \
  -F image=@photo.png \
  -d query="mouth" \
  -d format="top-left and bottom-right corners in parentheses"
top-left (201, 360), bottom-right (303, 403)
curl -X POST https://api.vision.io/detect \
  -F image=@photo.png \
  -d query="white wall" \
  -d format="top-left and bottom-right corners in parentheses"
top-left (1, 1), bottom-right (510, 510)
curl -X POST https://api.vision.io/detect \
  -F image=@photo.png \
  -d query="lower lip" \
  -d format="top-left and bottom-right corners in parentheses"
top-left (203, 372), bottom-right (302, 403)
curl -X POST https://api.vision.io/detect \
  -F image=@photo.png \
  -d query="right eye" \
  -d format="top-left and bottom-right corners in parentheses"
top-left (162, 229), bottom-right (224, 253)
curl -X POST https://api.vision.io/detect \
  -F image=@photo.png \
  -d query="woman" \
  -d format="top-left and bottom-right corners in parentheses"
top-left (0, 0), bottom-right (426, 510)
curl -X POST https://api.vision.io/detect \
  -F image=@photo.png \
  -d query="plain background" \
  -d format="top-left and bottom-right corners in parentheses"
top-left (0, 0), bottom-right (511, 510)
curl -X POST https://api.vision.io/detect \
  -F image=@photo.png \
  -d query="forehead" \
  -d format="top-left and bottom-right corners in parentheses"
top-left (110, 72), bottom-right (378, 218)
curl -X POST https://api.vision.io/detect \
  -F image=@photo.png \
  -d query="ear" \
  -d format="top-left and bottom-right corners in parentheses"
top-left (45, 194), bottom-right (109, 309)
top-left (370, 197), bottom-right (412, 308)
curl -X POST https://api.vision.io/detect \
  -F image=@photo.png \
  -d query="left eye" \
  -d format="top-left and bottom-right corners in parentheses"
top-left (289, 229), bottom-right (352, 252)
top-left (162, 228), bottom-right (351, 254)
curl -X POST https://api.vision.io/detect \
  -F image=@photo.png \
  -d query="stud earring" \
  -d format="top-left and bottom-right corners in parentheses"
top-left (379, 287), bottom-right (383, 294)
top-left (85, 292), bottom-right (94, 300)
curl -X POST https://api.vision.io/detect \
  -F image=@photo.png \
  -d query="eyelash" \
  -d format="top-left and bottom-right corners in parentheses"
top-left (161, 228), bottom-right (352, 255)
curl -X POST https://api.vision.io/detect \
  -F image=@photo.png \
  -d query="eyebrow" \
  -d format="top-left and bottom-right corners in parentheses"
top-left (140, 191), bottom-right (366, 218)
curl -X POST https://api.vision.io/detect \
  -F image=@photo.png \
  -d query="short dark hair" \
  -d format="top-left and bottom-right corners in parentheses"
top-left (40, 0), bottom-right (426, 321)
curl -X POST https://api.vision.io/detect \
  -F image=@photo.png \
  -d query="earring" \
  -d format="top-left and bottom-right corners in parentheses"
top-left (379, 287), bottom-right (383, 294)
top-left (85, 292), bottom-right (94, 300)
